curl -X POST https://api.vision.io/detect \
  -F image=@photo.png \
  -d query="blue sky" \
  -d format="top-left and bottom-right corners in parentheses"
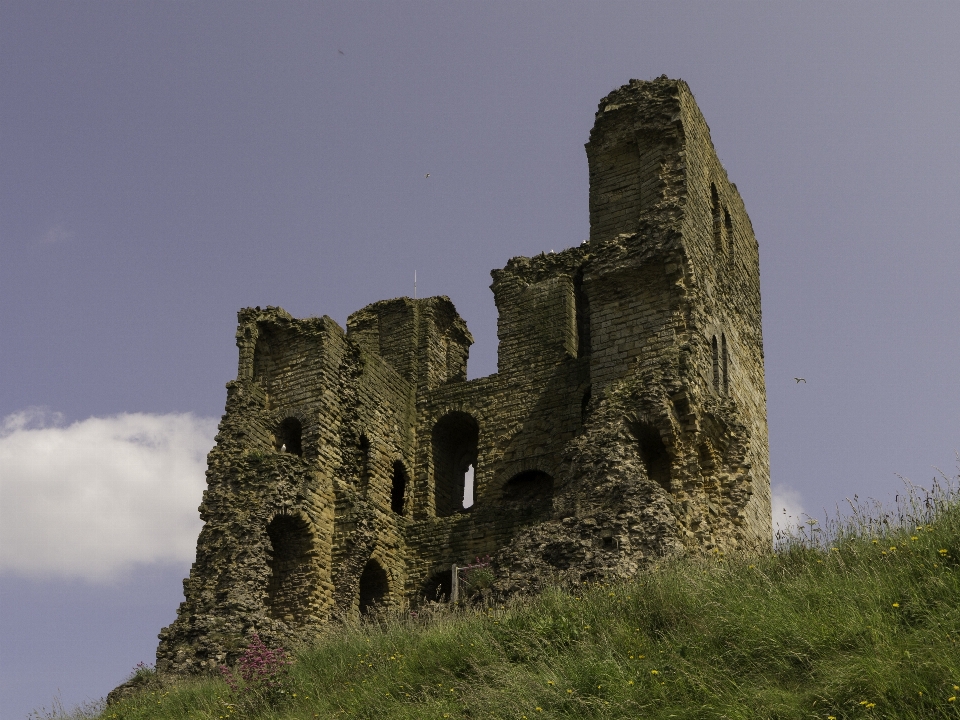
top-left (2, 2), bottom-right (958, 716)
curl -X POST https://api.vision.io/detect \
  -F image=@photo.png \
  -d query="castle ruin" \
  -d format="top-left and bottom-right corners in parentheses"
top-left (156, 77), bottom-right (770, 674)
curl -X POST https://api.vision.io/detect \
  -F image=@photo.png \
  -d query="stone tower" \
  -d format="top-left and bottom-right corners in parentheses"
top-left (156, 77), bottom-right (770, 674)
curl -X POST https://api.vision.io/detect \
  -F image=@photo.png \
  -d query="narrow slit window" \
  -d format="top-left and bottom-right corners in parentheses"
top-left (721, 334), bottom-right (729, 395)
top-left (711, 335), bottom-right (719, 393)
top-left (724, 209), bottom-right (734, 266)
top-left (711, 184), bottom-right (722, 255)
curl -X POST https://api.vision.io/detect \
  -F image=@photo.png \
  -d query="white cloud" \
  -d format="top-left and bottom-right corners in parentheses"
top-left (40, 223), bottom-right (75, 244)
top-left (771, 483), bottom-right (806, 537)
top-left (0, 409), bottom-right (217, 582)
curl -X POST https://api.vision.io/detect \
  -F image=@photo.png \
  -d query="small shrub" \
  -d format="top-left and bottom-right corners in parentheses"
top-left (219, 633), bottom-right (293, 710)
top-left (461, 555), bottom-right (495, 599)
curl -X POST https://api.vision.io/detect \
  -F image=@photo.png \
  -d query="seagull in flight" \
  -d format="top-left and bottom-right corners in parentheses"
top-left (794, 377), bottom-right (806, 383)
top-left (338, 48), bottom-right (345, 55)
top-left (425, 173), bottom-right (430, 178)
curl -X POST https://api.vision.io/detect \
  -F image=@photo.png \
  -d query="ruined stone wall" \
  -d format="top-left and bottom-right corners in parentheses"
top-left (155, 77), bottom-right (770, 676)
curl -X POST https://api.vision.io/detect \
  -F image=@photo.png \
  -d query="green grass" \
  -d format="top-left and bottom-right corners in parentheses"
top-left (53, 477), bottom-right (960, 720)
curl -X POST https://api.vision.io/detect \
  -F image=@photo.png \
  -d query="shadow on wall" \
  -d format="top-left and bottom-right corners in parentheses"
top-left (266, 514), bottom-right (313, 623)
top-left (628, 421), bottom-right (671, 492)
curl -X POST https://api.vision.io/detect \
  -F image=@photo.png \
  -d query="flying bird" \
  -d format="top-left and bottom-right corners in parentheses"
top-left (338, 48), bottom-right (344, 55)
top-left (425, 173), bottom-right (430, 178)
top-left (794, 377), bottom-right (806, 383)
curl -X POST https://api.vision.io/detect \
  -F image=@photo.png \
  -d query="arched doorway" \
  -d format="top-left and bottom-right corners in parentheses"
top-left (358, 559), bottom-right (389, 615)
top-left (265, 514), bottom-right (314, 623)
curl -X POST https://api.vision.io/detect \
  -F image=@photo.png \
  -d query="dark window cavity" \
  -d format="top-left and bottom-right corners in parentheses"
top-left (421, 570), bottom-right (452, 604)
top-left (630, 421), bottom-right (671, 492)
top-left (277, 417), bottom-right (303, 455)
top-left (391, 461), bottom-right (408, 514)
top-left (432, 412), bottom-right (479, 517)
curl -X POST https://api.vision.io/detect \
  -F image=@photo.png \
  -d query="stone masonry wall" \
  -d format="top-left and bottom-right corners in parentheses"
top-left (154, 77), bottom-right (770, 676)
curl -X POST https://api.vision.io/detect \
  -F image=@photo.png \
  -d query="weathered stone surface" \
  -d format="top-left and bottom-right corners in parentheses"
top-left (155, 77), bottom-right (770, 676)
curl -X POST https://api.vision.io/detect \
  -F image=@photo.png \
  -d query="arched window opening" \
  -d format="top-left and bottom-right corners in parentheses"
top-left (276, 417), bottom-right (303, 455)
top-left (724, 209), bottom-right (734, 265)
top-left (710, 184), bottom-right (723, 255)
top-left (391, 461), bottom-right (408, 514)
top-left (503, 470), bottom-right (554, 510)
top-left (711, 335), bottom-right (720, 393)
top-left (432, 412), bottom-right (479, 517)
top-left (421, 570), bottom-right (452, 604)
top-left (358, 559), bottom-right (389, 615)
top-left (265, 514), bottom-right (314, 624)
top-left (358, 435), bottom-right (371, 493)
top-left (630, 422), bottom-right (671, 492)
top-left (721, 334), bottom-right (729, 395)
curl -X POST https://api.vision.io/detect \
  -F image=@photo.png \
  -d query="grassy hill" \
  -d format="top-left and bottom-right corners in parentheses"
top-left (40, 479), bottom-right (960, 720)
